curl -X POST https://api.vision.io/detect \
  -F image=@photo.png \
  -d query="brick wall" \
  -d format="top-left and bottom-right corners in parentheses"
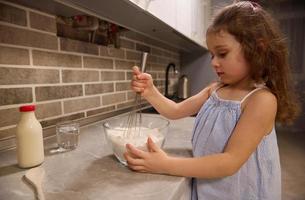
top-left (0, 1), bottom-right (180, 151)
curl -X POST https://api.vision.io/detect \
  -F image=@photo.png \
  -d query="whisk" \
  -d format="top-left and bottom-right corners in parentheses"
top-left (123, 52), bottom-right (148, 138)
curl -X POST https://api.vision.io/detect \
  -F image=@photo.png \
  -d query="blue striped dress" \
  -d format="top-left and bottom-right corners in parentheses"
top-left (191, 85), bottom-right (281, 200)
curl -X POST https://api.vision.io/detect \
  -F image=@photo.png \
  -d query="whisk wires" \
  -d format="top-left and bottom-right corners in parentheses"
top-left (123, 52), bottom-right (148, 138)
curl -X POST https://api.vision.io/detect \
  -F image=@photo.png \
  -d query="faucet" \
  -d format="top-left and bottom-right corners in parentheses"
top-left (165, 63), bottom-right (178, 98)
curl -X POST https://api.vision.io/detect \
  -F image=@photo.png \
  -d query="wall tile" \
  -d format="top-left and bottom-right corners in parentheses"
top-left (60, 37), bottom-right (98, 55)
top-left (157, 72), bottom-right (165, 80)
top-left (102, 93), bottom-right (125, 105)
top-left (150, 63), bottom-right (166, 71)
top-left (85, 83), bottom-right (114, 95)
top-left (0, 107), bottom-right (19, 127)
top-left (136, 43), bottom-right (150, 53)
top-left (127, 91), bottom-right (136, 100)
top-left (147, 55), bottom-right (157, 63)
top-left (86, 105), bottom-right (115, 116)
top-left (0, 87), bottom-right (32, 106)
top-left (101, 71), bottom-right (125, 81)
top-left (36, 85), bottom-right (83, 101)
top-left (0, 25), bottom-right (58, 50)
top-left (83, 56), bottom-right (113, 69)
top-left (120, 39), bottom-right (135, 50)
top-left (154, 80), bottom-right (165, 87)
top-left (64, 96), bottom-right (100, 113)
top-left (157, 56), bottom-right (168, 65)
top-left (0, 67), bottom-right (59, 85)
top-left (163, 50), bottom-right (172, 57)
top-left (100, 46), bottom-right (124, 59)
top-left (0, 3), bottom-right (26, 26)
top-left (151, 47), bottom-right (163, 56)
top-left (62, 70), bottom-right (99, 83)
top-left (33, 50), bottom-right (81, 68)
top-left (40, 112), bottom-right (85, 128)
top-left (115, 82), bottom-right (131, 91)
top-left (126, 50), bottom-right (141, 60)
top-left (115, 60), bottom-right (134, 70)
top-left (126, 71), bottom-right (133, 80)
top-left (0, 127), bottom-right (16, 141)
top-left (29, 12), bottom-right (56, 33)
top-left (117, 101), bottom-right (135, 109)
top-left (0, 46), bottom-right (29, 65)
top-left (36, 102), bottom-right (62, 119)
top-left (0, 137), bottom-right (15, 151)
top-left (147, 71), bottom-right (157, 80)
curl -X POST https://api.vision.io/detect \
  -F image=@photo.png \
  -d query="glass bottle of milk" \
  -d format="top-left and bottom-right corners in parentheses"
top-left (16, 105), bottom-right (44, 168)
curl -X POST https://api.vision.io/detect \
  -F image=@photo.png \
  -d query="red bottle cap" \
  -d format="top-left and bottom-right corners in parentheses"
top-left (19, 105), bottom-right (36, 112)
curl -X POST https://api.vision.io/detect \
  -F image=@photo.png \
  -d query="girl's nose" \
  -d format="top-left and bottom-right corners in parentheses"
top-left (211, 57), bottom-right (220, 68)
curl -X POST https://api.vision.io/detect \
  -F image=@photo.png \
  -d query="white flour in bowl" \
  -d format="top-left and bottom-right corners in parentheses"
top-left (106, 127), bottom-right (165, 165)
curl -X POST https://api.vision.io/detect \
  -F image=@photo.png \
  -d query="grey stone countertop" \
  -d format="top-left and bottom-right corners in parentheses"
top-left (0, 114), bottom-right (195, 200)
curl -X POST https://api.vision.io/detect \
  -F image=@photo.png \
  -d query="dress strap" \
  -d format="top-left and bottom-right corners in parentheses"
top-left (240, 86), bottom-right (266, 104)
top-left (212, 82), bottom-right (225, 93)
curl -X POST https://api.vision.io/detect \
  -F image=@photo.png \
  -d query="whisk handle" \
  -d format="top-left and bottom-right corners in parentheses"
top-left (140, 52), bottom-right (148, 72)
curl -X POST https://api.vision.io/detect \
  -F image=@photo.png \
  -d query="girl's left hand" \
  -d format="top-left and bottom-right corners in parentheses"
top-left (124, 137), bottom-right (170, 174)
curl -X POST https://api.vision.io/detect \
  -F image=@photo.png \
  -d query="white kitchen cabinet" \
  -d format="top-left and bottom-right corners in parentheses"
top-left (176, 1), bottom-right (192, 39)
top-left (129, 0), bottom-right (177, 29)
top-left (190, 0), bottom-right (211, 47)
top-left (128, 0), bottom-right (210, 48)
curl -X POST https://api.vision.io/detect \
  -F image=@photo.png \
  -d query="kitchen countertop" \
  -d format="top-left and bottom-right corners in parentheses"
top-left (0, 114), bottom-right (195, 200)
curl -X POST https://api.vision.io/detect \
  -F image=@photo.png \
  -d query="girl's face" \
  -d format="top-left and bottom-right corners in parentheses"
top-left (206, 30), bottom-right (251, 85)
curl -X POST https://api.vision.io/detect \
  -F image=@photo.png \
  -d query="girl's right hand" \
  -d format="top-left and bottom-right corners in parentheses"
top-left (131, 66), bottom-right (155, 98)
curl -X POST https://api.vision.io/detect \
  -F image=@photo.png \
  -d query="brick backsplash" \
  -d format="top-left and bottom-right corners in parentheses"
top-left (83, 56), bottom-right (113, 69)
top-left (0, 1), bottom-right (180, 151)
top-left (0, 46), bottom-right (29, 65)
top-left (0, 24), bottom-right (58, 49)
top-left (29, 11), bottom-right (56, 33)
top-left (0, 87), bottom-right (32, 106)
top-left (0, 67), bottom-right (59, 85)
top-left (33, 50), bottom-right (82, 68)
top-left (0, 2), bottom-right (27, 26)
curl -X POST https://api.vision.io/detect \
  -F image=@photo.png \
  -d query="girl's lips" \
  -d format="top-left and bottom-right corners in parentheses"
top-left (217, 72), bottom-right (225, 76)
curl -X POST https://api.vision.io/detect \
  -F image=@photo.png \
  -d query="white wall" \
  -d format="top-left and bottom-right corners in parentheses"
top-left (180, 51), bottom-right (216, 96)
top-left (180, 0), bottom-right (231, 96)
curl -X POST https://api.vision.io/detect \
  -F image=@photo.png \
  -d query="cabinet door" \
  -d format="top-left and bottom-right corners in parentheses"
top-left (147, 0), bottom-right (177, 29)
top-left (191, 0), bottom-right (210, 47)
top-left (128, 0), bottom-right (209, 48)
top-left (176, 1), bottom-right (192, 38)
top-left (128, 0), bottom-right (151, 9)
top-left (129, 0), bottom-right (177, 29)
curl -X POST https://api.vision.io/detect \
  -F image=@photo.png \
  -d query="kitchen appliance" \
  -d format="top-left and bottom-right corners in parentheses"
top-left (178, 75), bottom-right (190, 99)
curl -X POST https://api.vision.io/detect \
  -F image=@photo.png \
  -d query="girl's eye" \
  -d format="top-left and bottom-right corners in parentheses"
top-left (210, 54), bottom-right (214, 59)
top-left (218, 52), bottom-right (227, 58)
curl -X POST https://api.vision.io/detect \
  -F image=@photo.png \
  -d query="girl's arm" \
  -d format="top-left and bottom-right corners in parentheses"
top-left (125, 89), bottom-right (277, 178)
top-left (132, 66), bottom-right (218, 119)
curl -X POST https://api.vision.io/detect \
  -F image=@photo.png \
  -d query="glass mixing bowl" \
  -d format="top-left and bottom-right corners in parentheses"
top-left (102, 114), bottom-right (170, 165)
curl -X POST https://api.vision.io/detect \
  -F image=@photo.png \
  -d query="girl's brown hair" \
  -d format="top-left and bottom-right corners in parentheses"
top-left (207, 1), bottom-right (300, 124)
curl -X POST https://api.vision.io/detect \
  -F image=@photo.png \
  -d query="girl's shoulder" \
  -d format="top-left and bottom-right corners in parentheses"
top-left (243, 86), bottom-right (277, 111)
top-left (206, 81), bottom-right (223, 97)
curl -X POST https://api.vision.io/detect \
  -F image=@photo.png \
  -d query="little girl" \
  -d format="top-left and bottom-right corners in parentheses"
top-left (125, 1), bottom-right (299, 199)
